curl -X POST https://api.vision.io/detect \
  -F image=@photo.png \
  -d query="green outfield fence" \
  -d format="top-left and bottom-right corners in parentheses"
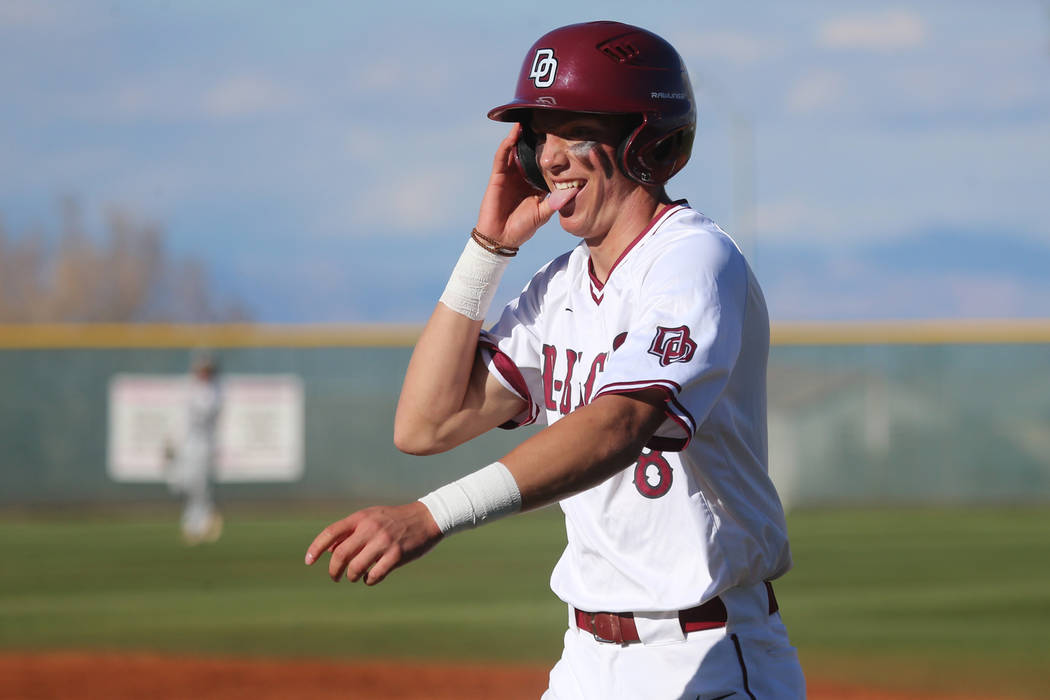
top-left (1, 320), bottom-right (1049, 508)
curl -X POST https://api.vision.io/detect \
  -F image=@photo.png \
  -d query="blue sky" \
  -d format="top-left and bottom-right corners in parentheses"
top-left (2, 1), bottom-right (1048, 322)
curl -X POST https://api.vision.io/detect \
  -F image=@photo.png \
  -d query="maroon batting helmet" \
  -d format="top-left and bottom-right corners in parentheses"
top-left (488, 21), bottom-right (696, 191)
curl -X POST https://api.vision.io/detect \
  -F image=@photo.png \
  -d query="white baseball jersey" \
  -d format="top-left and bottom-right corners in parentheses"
top-left (481, 201), bottom-right (792, 613)
top-left (183, 376), bottom-right (221, 471)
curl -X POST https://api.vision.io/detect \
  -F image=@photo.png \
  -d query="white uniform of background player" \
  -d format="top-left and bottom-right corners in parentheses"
top-left (167, 351), bottom-right (223, 544)
top-left (306, 21), bottom-right (805, 699)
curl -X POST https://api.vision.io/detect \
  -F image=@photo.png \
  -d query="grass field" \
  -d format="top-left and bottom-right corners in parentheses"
top-left (1, 505), bottom-right (1048, 698)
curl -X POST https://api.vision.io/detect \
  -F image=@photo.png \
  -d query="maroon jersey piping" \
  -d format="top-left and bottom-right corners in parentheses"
top-left (587, 200), bottom-right (689, 305)
top-left (479, 338), bottom-right (538, 429)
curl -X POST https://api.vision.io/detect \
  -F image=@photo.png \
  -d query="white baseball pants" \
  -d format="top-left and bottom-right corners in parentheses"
top-left (542, 582), bottom-right (806, 700)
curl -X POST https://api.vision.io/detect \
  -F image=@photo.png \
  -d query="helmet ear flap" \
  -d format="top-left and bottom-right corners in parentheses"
top-left (646, 125), bottom-right (695, 182)
top-left (515, 127), bottom-right (549, 192)
top-left (622, 122), bottom-right (695, 185)
top-left (618, 121), bottom-right (655, 184)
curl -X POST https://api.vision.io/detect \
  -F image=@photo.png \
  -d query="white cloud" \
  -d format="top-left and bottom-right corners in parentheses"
top-left (59, 71), bottom-right (300, 122)
top-left (673, 31), bottom-right (781, 65)
top-left (204, 75), bottom-right (296, 119)
top-left (0, 0), bottom-right (59, 27)
top-left (891, 62), bottom-right (1046, 115)
top-left (819, 10), bottom-right (926, 51)
top-left (109, 83), bottom-right (169, 119)
top-left (785, 70), bottom-right (846, 114)
top-left (340, 165), bottom-right (473, 236)
top-left (757, 198), bottom-right (844, 242)
top-left (341, 125), bottom-right (390, 161)
top-left (352, 57), bottom-right (454, 97)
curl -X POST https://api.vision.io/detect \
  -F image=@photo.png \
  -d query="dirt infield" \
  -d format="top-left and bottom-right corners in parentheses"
top-left (0, 652), bottom-right (1000, 700)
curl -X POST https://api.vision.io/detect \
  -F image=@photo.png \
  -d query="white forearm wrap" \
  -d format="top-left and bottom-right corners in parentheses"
top-left (438, 238), bottom-right (510, 321)
top-left (418, 462), bottom-right (522, 536)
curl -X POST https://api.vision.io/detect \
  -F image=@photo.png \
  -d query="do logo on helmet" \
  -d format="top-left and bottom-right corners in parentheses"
top-left (529, 48), bottom-right (558, 88)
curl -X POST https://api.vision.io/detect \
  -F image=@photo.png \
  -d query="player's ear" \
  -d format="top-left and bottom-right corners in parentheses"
top-left (514, 120), bottom-right (549, 193)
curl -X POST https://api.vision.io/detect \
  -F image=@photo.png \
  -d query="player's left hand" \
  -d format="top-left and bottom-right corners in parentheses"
top-left (304, 502), bottom-right (443, 585)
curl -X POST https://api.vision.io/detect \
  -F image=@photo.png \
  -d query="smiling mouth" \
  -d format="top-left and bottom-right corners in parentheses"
top-left (553, 180), bottom-right (585, 191)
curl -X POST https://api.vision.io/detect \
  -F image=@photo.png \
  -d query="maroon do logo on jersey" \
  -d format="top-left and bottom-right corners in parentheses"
top-left (634, 450), bottom-right (672, 498)
top-left (647, 325), bottom-right (697, 366)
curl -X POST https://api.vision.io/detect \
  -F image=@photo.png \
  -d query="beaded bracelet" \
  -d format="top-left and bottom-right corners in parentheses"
top-left (471, 228), bottom-right (519, 258)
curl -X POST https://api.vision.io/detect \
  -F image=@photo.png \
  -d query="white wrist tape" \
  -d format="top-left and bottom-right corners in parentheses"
top-left (418, 461), bottom-right (522, 536)
top-left (438, 238), bottom-right (510, 321)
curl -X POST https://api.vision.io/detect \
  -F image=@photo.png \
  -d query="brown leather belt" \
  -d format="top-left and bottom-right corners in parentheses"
top-left (574, 582), bottom-right (779, 645)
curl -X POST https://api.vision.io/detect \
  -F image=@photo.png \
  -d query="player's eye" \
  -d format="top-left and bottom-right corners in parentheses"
top-left (568, 128), bottom-right (597, 140)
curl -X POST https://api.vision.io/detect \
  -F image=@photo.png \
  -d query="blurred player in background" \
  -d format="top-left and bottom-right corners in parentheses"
top-left (308, 21), bottom-right (804, 698)
top-left (164, 349), bottom-right (224, 545)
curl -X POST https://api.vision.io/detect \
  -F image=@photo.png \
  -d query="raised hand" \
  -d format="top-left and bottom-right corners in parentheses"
top-left (475, 124), bottom-right (577, 250)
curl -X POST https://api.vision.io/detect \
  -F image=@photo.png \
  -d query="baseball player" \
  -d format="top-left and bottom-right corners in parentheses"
top-left (165, 349), bottom-right (224, 545)
top-left (307, 21), bottom-right (805, 699)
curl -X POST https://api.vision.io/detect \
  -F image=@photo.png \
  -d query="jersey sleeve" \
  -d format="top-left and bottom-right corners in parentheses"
top-left (592, 233), bottom-right (752, 451)
top-left (479, 253), bottom-right (572, 430)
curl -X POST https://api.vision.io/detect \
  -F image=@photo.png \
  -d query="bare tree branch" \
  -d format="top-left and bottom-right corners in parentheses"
top-left (0, 199), bottom-right (251, 323)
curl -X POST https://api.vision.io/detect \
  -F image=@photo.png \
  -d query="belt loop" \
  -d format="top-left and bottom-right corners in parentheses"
top-left (632, 610), bottom-right (686, 645)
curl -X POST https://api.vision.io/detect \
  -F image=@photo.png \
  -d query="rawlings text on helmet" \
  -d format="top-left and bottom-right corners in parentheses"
top-left (529, 48), bottom-right (558, 88)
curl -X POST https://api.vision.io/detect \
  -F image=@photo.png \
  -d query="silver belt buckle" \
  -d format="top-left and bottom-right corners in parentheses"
top-left (589, 612), bottom-right (620, 644)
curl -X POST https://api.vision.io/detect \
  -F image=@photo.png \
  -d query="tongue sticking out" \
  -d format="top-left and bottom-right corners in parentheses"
top-left (547, 186), bottom-right (579, 212)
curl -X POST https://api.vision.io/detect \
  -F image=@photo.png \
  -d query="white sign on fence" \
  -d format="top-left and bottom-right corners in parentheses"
top-left (107, 374), bottom-right (304, 483)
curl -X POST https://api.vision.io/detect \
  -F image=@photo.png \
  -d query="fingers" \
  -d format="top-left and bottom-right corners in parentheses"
top-left (309, 513), bottom-right (382, 582)
top-left (504, 123), bottom-right (521, 149)
top-left (307, 520), bottom-right (378, 582)
top-left (327, 531), bottom-right (368, 581)
top-left (477, 123), bottom-right (547, 245)
top-left (520, 186), bottom-right (578, 233)
top-left (305, 504), bottom-right (436, 586)
top-left (363, 548), bottom-right (401, 586)
top-left (493, 124), bottom-right (520, 172)
top-left (304, 518), bottom-right (354, 566)
top-left (339, 532), bottom-right (398, 584)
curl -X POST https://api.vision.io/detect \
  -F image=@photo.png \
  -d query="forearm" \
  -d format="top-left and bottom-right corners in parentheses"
top-left (418, 392), bottom-right (667, 538)
top-left (503, 392), bottom-right (667, 510)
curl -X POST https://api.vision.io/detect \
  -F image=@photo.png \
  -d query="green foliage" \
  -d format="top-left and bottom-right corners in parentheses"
top-left (1, 506), bottom-right (1048, 697)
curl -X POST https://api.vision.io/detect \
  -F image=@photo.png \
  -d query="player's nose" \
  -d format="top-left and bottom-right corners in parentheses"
top-left (538, 134), bottom-right (570, 175)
